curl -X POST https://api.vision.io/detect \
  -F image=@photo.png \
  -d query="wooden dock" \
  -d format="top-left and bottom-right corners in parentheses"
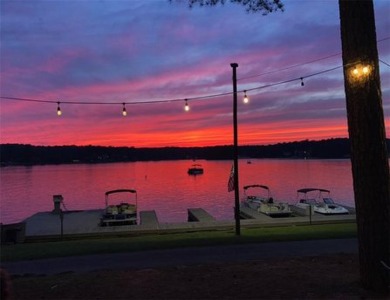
top-left (140, 210), bottom-right (159, 229)
top-left (187, 208), bottom-right (216, 222)
top-left (239, 206), bottom-right (270, 220)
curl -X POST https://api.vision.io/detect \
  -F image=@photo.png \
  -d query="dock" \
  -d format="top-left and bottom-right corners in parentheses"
top-left (1, 206), bottom-right (356, 243)
top-left (187, 208), bottom-right (216, 222)
top-left (239, 206), bottom-right (270, 220)
top-left (140, 210), bottom-right (159, 229)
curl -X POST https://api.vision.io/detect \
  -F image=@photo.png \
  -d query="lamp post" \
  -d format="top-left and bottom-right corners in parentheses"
top-left (231, 63), bottom-right (240, 236)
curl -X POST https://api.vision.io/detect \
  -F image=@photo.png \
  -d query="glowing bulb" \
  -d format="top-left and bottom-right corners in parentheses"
top-left (57, 102), bottom-right (62, 116)
top-left (184, 99), bottom-right (190, 112)
top-left (243, 91), bottom-right (249, 104)
top-left (351, 64), bottom-right (370, 79)
top-left (122, 103), bottom-right (127, 116)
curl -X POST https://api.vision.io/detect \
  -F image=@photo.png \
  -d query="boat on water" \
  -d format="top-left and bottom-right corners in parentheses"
top-left (295, 188), bottom-right (349, 215)
top-left (241, 184), bottom-right (292, 218)
top-left (187, 164), bottom-right (204, 175)
top-left (100, 189), bottom-right (137, 226)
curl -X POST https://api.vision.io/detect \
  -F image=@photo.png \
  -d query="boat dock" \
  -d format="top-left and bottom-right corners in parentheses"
top-left (1, 206), bottom-right (356, 243)
top-left (139, 211), bottom-right (159, 229)
top-left (188, 208), bottom-right (216, 222)
top-left (239, 206), bottom-right (270, 220)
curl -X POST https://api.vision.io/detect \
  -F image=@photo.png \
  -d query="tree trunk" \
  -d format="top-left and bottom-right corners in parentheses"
top-left (339, 0), bottom-right (390, 295)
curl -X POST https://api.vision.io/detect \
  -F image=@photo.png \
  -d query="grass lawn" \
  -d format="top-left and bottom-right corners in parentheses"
top-left (3, 223), bottom-right (383, 300)
top-left (1, 223), bottom-right (357, 262)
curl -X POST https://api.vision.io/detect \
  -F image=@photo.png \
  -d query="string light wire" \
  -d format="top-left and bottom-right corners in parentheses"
top-left (0, 65), bottom-right (345, 107)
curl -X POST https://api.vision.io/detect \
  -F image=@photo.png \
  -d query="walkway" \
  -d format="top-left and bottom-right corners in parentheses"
top-left (1, 238), bottom-right (358, 276)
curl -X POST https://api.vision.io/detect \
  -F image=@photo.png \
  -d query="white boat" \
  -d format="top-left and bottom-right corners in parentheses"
top-left (100, 189), bottom-right (137, 226)
top-left (241, 184), bottom-right (292, 218)
top-left (295, 188), bottom-right (349, 215)
top-left (187, 164), bottom-right (204, 175)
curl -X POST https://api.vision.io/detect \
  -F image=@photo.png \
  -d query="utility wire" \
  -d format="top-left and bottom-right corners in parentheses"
top-left (238, 53), bottom-right (341, 81)
top-left (238, 36), bottom-right (390, 82)
top-left (379, 59), bottom-right (390, 67)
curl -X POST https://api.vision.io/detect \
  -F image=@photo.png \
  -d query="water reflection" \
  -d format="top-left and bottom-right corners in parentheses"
top-left (0, 159), bottom-right (354, 224)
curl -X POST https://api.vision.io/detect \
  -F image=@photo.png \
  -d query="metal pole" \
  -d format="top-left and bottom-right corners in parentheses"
top-left (231, 63), bottom-right (241, 236)
top-left (60, 209), bottom-right (64, 240)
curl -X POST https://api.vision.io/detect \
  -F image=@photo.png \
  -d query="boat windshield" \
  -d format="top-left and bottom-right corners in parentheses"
top-left (300, 198), bottom-right (317, 205)
top-left (323, 197), bottom-right (335, 204)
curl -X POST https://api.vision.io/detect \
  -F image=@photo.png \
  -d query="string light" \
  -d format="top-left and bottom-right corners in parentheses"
top-left (57, 102), bottom-right (62, 116)
top-left (0, 65), bottom-right (344, 112)
top-left (122, 103), bottom-right (127, 116)
top-left (184, 99), bottom-right (190, 111)
top-left (0, 65), bottom-right (346, 113)
top-left (243, 90), bottom-right (249, 104)
top-left (4, 49), bottom-right (389, 115)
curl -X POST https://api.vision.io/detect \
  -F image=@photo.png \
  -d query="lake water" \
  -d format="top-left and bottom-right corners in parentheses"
top-left (0, 159), bottom-right (355, 224)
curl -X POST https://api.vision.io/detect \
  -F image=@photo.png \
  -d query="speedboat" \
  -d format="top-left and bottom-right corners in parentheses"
top-left (100, 189), bottom-right (137, 226)
top-left (187, 164), bottom-right (204, 175)
top-left (241, 184), bottom-right (292, 218)
top-left (296, 188), bottom-right (349, 215)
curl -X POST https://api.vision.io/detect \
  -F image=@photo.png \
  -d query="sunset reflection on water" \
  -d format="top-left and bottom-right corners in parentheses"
top-left (0, 159), bottom-right (354, 224)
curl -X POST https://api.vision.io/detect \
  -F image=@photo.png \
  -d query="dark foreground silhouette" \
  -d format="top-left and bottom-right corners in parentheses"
top-left (8, 254), bottom-right (388, 299)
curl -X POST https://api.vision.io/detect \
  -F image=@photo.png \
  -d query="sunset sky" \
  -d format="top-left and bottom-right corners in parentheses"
top-left (1, 0), bottom-right (389, 148)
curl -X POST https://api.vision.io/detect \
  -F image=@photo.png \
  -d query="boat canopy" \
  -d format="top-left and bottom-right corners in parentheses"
top-left (297, 188), bottom-right (330, 194)
top-left (244, 184), bottom-right (269, 191)
top-left (189, 164), bottom-right (202, 167)
top-left (105, 189), bottom-right (137, 196)
top-left (105, 189), bottom-right (137, 207)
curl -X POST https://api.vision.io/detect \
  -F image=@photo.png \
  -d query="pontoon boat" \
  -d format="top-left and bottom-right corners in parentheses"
top-left (100, 189), bottom-right (137, 226)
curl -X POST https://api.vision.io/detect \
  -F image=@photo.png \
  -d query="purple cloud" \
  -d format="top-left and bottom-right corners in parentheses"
top-left (0, 0), bottom-right (389, 147)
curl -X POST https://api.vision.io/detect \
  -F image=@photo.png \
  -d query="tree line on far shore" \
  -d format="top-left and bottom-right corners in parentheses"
top-left (1, 138), bottom-right (389, 166)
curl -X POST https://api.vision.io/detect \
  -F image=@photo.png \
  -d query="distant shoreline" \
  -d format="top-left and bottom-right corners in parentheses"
top-left (0, 157), bottom-right (352, 168)
top-left (1, 138), bottom-right (389, 166)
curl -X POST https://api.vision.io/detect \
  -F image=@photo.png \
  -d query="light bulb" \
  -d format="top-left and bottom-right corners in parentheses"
top-left (184, 99), bottom-right (190, 111)
top-left (243, 91), bottom-right (249, 104)
top-left (122, 103), bottom-right (127, 116)
top-left (57, 102), bottom-right (62, 116)
top-left (351, 64), bottom-right (370, 79)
